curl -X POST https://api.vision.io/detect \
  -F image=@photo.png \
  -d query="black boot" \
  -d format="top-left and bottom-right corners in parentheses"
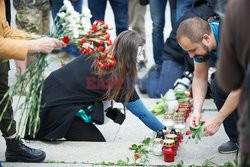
top-left (5, 138), bottom-right (46, 162)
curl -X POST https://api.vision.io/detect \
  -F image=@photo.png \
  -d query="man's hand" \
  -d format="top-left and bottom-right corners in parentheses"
top-left (189, 111), bottom-right (201, 127)
top-left (204, 117), bottom-right (222, 136)
top-left (28, 37), bottom-right (67, 54)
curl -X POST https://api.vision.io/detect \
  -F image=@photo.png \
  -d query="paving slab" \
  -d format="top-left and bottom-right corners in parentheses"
top-left (0, 109), bottom-right (236, 166)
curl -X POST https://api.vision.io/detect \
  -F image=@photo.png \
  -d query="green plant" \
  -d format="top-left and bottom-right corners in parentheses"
top-left (174, 88), bottom-right (190, 102)
top-left (170, 158), bottom-right (237, 167)
top-left (202, 157), bottom-right (218, 166)
top-left (149, 95), bottom-right (167, 115)
top-left (130, 137), bottom-right (152, 166)
top-left (188, 122), bottom-right (205, 142)
top-left (97, 158), bottom-right (136, 166)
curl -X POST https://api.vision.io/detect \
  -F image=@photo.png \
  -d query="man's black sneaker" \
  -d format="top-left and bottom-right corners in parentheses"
top-left (218, 141), bottom-right (239, 154)
top-left (5, 138), bottom-right (46, 162)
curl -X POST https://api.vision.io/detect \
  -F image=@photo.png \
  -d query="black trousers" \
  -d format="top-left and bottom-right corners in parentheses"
top-left (0, 61), bottom-right (16, 137)
top-left (210, 76), bottom-right (239, 143)
top-left (64, 117), bottom-right (105, 142)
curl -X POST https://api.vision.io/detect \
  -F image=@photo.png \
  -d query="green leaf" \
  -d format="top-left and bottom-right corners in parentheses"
top-left (189, 122), bottom-right (205, 142)
top-left (142, 137), bottom-right (151, 145)
top-left (190, 125), bottom-right (200, 131)
top-left (126, 157), bottom-right (129, 163)
top-left (131, 144), bottom-right (137, 149)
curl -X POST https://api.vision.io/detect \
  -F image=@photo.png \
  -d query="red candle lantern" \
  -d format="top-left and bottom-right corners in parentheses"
top-left (179, 102), bottom-right (192, 122)
top-left (162, 139), bottom-right (175, 162)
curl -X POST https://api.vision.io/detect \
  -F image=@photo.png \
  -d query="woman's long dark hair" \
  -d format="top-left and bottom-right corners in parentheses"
top-left (94, 30), bottom-right (145, 102)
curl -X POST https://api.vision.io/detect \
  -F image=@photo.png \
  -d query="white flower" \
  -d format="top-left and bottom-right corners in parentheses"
top-left (67, 6), bottom-right (75, 14)
top-left (82, 7), bottom-right (92, 18)
top-left (67, 16), bottom-right (77, 26)
top-left (80, 17), bottom-right (90, 31)
top-left (63, 0), bottom-right (72, 9)
top-left (63, 0), bottom-right (75, 14)
top-left (57, 12), bottom-right (66, 18)
top-left (71, 11), bottom-right (80, 19)
top-left (73, 30), bottom-right (79, 38)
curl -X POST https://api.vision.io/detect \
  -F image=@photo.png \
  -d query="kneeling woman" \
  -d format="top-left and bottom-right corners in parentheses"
top-left (33, 30), bottom-right (165, 141)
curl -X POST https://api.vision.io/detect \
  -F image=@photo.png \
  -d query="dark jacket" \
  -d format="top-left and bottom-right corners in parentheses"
top-left (217, 0), bottom-right (250, 154)
top-left (35, 55), bottom-right (139, 140)
top-left (162, 0), bottom-right (218, 71)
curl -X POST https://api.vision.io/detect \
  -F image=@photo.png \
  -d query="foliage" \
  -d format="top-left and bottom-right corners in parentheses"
top-left (149, 95), bottom-right (167, 115)
top-left (97, 158), bottom-right (136, 166)
top-left (174, 88), bottom-right (190, 102)
top-left (149, 88), bottom-right (191, 115)
top-left (187, 122), bottom-right (205, 142)
top-left (170, 158), bottom-right (237, 167)
top-left (130, 137), bottom-right (152, 166)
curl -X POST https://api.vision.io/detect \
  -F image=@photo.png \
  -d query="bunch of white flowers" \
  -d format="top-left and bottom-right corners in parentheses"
top-left (56, 0), bottom-right (92, 38)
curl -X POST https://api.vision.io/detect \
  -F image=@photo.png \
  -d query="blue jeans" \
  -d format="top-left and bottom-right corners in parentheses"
top-left (51, 0), bottom-right (83, 57)
top-left (176, 0), bottom-right (194, 22)
top-left (149, 0), bottom-right (176, 65)
top-left (88, 0), bottom-right (128, 36)
top-left (139, 60), bottom-right (185, 98)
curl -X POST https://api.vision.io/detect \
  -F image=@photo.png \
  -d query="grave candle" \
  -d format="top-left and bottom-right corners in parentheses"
top-left (162, 139), bottom-right (175, 162)
top-left (152, 138), bottom-right (163, 156)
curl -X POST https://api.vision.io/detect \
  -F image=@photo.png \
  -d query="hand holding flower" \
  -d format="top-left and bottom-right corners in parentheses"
top-left (27, 37), bottom-right (67, 54)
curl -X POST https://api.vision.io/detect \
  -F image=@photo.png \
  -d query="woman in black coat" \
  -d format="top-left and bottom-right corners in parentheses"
top-left (29, 30), bottom-right (165, 141)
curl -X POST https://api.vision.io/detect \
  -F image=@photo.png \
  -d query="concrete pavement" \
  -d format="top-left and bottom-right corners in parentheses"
top-left (0, 98), bottom-right (236, 166)
top-left (0, 1), bottom-right (237, 166)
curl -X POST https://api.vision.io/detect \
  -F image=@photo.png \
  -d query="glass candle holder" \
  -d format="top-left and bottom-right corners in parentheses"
top-left (152, 138), bottom-right (163, 156)
top-left (162, 139), bottom-right (175, 162)
top-left (164, 112), bottom-right (174, 120)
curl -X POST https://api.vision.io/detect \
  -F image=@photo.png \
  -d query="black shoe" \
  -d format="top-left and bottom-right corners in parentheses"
top-left (5, 138), bottom-right (46, 162)
top-left (218, 141), bottom-right (239, 154)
